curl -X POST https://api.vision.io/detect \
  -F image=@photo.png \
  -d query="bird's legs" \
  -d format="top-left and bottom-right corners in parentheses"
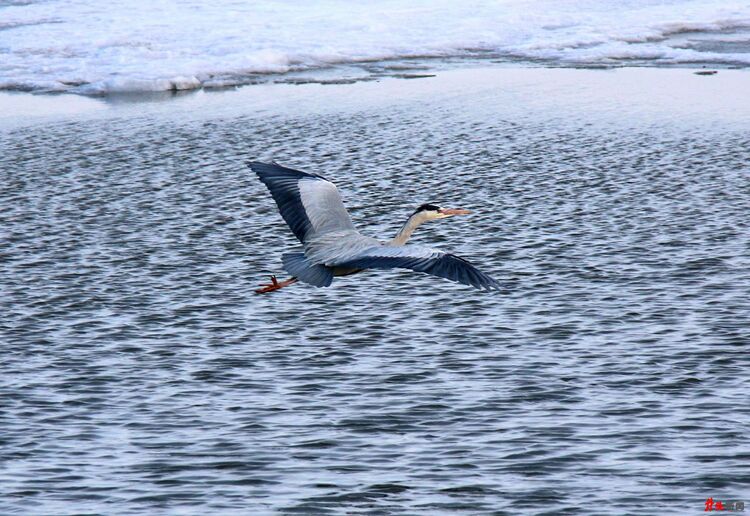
top-left (255, 275), bottom-right (298, 294)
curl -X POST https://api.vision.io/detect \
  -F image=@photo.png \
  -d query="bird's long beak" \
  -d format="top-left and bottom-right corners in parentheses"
top-left (439, 208), bottom-right (472, 216)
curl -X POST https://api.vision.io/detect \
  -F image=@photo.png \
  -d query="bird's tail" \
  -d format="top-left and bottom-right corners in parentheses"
top-left (282, 253), bottom-right (333, 287)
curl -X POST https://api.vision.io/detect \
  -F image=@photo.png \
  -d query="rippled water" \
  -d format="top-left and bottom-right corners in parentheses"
top-left (1, 68), bottom-right (749, 514)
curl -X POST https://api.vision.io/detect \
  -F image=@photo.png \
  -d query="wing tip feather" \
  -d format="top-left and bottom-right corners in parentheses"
top-left (338, 248), bottom-right (506, 293)
top-left (248, 160), bottom-right (328, 181)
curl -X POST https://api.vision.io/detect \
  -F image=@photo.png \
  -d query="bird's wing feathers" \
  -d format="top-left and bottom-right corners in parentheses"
top-left (252, 161), bottom-right (500, 292)
top-left (332, 245), bottom-right (502, 291)
top-left (250, 162), bottom-right (356, 243)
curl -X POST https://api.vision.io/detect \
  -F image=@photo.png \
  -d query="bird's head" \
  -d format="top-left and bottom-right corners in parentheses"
top-left (414, 203), bottom-right (472, 221)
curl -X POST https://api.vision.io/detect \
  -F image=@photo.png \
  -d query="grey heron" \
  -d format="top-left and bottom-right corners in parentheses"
top-left (250, 161), bottom-right (502, 294)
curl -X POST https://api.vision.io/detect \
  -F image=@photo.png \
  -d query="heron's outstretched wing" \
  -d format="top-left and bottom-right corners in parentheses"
top-left (250, 161), bottom-right (356, 243)
top-left (333, 245), bottom-right (502, 291)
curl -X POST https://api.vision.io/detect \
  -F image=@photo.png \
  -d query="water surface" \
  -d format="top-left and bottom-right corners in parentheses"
top-left (1, 68), bottom-right (749, 515)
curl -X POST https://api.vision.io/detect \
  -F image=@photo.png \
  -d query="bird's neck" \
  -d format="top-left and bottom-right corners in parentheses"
top-left (389, 212), bottom-right (429, 246)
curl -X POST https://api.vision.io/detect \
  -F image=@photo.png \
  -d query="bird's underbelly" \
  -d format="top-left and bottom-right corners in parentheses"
top-left (332, 267), bottom-right (363, 277)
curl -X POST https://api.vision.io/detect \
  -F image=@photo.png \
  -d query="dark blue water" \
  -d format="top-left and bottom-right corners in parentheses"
top-left (1, 68), bottom-right (749, 515)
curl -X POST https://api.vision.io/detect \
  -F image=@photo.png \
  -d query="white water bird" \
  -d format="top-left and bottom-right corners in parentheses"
top-left (251, 162), bottom-right (501, 294)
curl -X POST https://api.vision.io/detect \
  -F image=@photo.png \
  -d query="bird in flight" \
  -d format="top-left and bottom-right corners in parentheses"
top-left (250, 162), bottom-right (502, 294)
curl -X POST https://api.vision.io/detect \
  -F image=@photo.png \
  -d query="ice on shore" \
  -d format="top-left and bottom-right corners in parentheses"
top-left (1, 0), bottom-right (749, 94)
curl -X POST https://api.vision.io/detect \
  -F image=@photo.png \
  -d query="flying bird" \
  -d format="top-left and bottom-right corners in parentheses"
top-left (250, 161), bottom-right (502, 294)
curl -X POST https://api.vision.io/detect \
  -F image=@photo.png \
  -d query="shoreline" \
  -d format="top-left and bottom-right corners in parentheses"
top-left (1, 55), bottom-right (746, 97)
top-left (1, 65), bottom-right (749, 131)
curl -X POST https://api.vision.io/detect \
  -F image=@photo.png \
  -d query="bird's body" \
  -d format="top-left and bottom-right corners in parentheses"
top-left (250, 161), bottom-right (501, 293)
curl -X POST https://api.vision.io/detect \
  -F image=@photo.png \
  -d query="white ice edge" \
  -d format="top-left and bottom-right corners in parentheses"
top-left (1, 0), bottom-right (749, 94)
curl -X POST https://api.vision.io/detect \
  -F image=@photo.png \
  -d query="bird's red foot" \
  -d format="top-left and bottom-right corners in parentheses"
top-left (255, 275), bottom-right (297, 294)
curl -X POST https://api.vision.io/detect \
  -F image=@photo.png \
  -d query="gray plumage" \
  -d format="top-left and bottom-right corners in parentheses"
top-left (250, 161), bottom-right (502, 291)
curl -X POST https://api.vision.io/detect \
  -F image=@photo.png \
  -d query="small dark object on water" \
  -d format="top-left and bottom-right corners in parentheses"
top-left (694, 70), bottom-right (718, 76)
top-left (392, 73), bottom-right (437, 79)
